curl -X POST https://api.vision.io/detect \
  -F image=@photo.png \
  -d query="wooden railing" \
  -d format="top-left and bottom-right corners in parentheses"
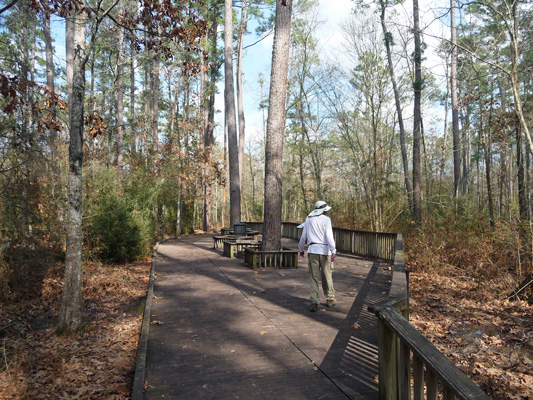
top-left (244, 247), bottom-right (298, 269)
top-left (369, 235), bottom-right (489, 400)
top-left (244, 221), bottom-right (489, 399)
top-left (246, 222), bottom-right (397, 261)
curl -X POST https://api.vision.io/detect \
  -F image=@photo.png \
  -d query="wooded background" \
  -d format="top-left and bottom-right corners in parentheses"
top-left (0, 0), bottom-right (532, 326)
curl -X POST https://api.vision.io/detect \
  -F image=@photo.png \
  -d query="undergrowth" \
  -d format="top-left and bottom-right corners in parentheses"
top-left (404, 214), bottom-right (532, 300)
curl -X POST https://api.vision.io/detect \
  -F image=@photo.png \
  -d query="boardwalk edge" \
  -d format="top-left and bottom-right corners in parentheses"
top-left (131, 241), bottom-right (162, 400)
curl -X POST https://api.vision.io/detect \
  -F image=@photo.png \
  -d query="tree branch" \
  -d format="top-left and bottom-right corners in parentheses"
top-left (0, 0), bottom-right (19, 15)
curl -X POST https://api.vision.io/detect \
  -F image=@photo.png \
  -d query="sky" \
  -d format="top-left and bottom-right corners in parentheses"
top-left (216, 0), bottom-right (451, 149)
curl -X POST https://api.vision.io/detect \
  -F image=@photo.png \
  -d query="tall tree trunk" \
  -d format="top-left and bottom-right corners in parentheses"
top-left (236, 1), bottom-right (249, 181)
top-left (440, 64), bottom-right (450, 183)
top-left (202, 15), bottom-right (219, 229)
top-left (451, 0), bottom-right (461, 199)
top-left (412, 0), bottom-right (422, 221)
top-left (66, 16), bottom-right (74, 102)
top-left (517, 115), bottom-right (527, 221)
top-left (505, 0), bottom-right (533, 157)
top-left (379, 0), bottom-right (413, 210)
top-left (461, 105), bottom-right (471, 195)
top-left (130, 42), bottom-right (137, 154)
top-left (89, 45), bottom-right (96, 115)
top-left (43, 9), bottom-right (61, 219)
top-left (43, 10), bottom-right (55, 152)
top-left (222, 120), bottom-right (228, 228)
top-left (263, 0), bottom-right (292, 250)
top-left (225, 0), bottom-right (241, 226)
top-left (116, 0), bottom-right (125, 171)
top-left (483, 82), bottom-right (495, 227)
top-left (59, 5), bottom-right (86, 332)
top-left (151, 53), bottom-right (160, 166)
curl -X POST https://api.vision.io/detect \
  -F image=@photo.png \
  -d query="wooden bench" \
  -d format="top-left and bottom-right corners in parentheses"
top-left (219, 228), bottom-right (261, 238)
top-left (244, 247), bottom-right (298, 269)
top-left (223, 240), bottom-right (262, 259)
top-left (213, 235), bottom-right (255, 249)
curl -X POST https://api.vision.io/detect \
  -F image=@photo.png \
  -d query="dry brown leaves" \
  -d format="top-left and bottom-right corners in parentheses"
top-left (409, 269), bottom-right (533, 399)
top-left (0, 259), bottom-right (151, 399)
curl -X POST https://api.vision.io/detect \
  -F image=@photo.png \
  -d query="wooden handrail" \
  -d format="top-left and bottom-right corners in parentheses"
top-left (369, 234), bottom-right (489, 400)
top-left (376, 306), bottom-right (490, 400)
top-left (245, 222), bottom-right (397, 261)
top-left (244, 222), bottom-right (489, 399)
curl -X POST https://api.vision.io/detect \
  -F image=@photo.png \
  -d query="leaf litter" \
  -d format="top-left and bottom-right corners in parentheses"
top-left (0, 259), bottom-right (151, 399)
top-left (409, 270), bottom-right (532, 399)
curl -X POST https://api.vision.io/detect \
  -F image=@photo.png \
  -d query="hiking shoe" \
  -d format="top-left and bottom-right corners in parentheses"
top-left (309, 303), bottom-right (318, 312)
top-left (327, 300), bottom-right (337, 307)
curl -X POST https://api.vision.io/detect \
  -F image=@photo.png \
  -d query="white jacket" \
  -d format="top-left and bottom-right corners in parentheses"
top-left (298, 214), bottom-right (336, 256)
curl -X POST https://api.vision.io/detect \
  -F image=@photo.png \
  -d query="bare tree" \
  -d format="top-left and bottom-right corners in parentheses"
top-left (378, 0), bottom-right (413, 211)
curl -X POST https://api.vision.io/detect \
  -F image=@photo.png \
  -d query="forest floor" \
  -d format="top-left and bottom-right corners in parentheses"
top-left (409, 269), bottom-right (533, 399)
top-left (1, 251), bottom-right (532, 399)
top-left (0, 255), bottom-right (151, 399)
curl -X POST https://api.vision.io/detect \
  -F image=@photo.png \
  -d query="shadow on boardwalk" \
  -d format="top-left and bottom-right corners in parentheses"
top-left (138, 234), bottom-right (392, 400)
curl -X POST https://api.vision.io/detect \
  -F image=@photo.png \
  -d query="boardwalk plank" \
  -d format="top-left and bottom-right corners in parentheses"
top-left (141, 235), bottom-right (391, 399)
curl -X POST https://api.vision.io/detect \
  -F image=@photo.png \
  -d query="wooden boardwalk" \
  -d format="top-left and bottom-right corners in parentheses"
top-left (140, 234), bottom-right (392, 399)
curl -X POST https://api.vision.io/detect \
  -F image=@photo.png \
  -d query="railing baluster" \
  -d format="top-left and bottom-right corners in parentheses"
top-left (399, 341), bottom-right (411, 400)
top-left (426, 369), bottom-right (438, 400)
top-left (378, 319), bottom-right (397, 400)
top-left (413, 355), bottom-right (424, 400)
top-left (443, 385), bottom-right (455, 400)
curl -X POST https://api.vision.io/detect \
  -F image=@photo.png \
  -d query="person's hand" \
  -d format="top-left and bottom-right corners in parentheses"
top-left (331, 253), bottom-right (336, 262)
top-left (299, 251), bottom-right (304, 258)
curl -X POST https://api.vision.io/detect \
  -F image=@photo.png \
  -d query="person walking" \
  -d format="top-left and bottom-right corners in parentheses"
top-left (298, 201), bottom-right (337, 312)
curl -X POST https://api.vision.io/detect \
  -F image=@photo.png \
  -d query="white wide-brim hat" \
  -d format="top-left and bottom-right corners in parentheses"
top-left (308, 201), bottom-right (331, 217)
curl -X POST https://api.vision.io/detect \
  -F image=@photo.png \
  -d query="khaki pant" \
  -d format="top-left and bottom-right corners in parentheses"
top-left (308, 253), bottom-right (335, 305)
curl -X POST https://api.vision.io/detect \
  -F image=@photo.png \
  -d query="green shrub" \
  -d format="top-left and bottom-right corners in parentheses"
top-left (84, 171), bottom-right (150, 263)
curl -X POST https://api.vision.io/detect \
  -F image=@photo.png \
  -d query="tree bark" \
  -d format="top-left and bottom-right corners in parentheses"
top-left (451, 0), bottom-right (461, 199)
top-left (225, 0), bottom-right (241, 226)
top-left (236, 0), bottom-right (249, 182)
top-left (517, 115), bottom-right (527, 221)
top-left (483, 82), bottom-right (495, 227)
top-left (43, 9), bottom-right (61, 215)
top-left (130, 43), bottom-right (137, 154)
top-left (412, 0), bottom-right (422, 221)
top-left (263, 0), bottom-right (292, 250)
top-left (202, 6), bottom-right (220, 232)
top-left (460, 104), bottom-right (471, 195)
top-left (440, 63), bottom-right (450, 183)
top-left (59, 5), bottom-right (86, 332)
top-left (116, 0), bottom-right (125, 171)
top-left (150, 52), bottom-right (160, 166)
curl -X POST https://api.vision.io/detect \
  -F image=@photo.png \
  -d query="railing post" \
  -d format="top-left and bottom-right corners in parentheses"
top-left (399, 341), bottom-right (411, 400)
top-left (378, 318), bottom-right (397, 400)
top-left (413, 355), bottom-right (424, 400)
top-left (426, 369), bottom-right (438, 400)
top-left (443, 386), bottom-right (455, 400)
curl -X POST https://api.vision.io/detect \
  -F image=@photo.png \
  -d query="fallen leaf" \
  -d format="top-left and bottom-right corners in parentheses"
top-left (353, 323), bottom-right (360, 329)
top-left (150, 320), bottom-right (163, 325)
